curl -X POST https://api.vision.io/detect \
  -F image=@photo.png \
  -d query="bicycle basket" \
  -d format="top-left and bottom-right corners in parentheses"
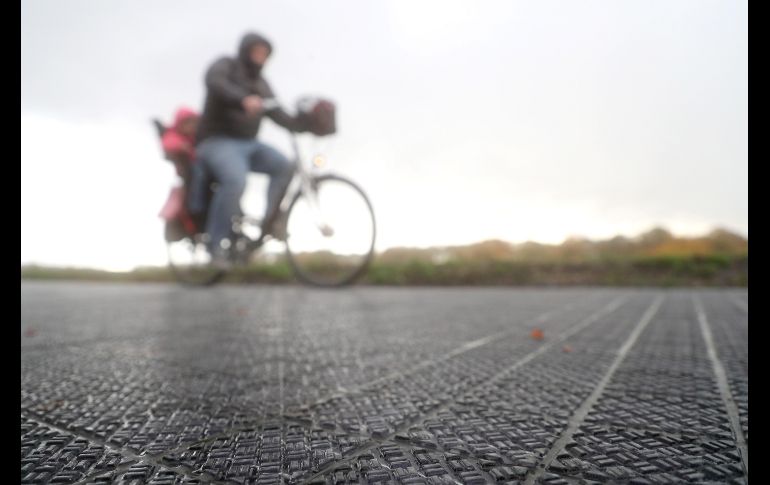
top-left (297, 97), bottom-right (336, 136)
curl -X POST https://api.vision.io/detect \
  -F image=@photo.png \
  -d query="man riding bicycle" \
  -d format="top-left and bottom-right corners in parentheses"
top-left (187, 32), bottom-right (310, 268)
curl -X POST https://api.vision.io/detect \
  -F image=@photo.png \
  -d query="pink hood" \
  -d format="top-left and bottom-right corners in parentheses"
top-left (172, 107), bottom-right (198, 130)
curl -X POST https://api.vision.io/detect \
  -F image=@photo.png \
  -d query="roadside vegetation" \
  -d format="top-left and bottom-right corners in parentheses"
top-left (21, 227), bottom-right (747, 286)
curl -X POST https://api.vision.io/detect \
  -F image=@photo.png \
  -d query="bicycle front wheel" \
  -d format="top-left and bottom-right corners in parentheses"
top-left (285, 174), bottom-right (376, 287)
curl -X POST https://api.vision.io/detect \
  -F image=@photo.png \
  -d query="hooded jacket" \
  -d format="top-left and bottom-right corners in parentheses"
top-left (196, 33), bottom-right (306, 143)
top-left (161, 107), bottom-right (198, 162)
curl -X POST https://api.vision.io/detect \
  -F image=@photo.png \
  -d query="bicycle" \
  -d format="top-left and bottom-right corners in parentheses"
top-left (155, 99), bottom-right (376, 287)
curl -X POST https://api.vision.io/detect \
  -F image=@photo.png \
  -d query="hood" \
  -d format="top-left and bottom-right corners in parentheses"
top-left (237, 32), bottom-right (273, 77)
top-left (172, 107), bottom-right (198, 130)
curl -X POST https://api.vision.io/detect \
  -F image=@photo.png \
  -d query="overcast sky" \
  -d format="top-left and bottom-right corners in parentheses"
top-left (21, 0), bottom-right (748, 271)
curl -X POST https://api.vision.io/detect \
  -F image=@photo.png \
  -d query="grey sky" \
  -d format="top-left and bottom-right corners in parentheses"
top-left (21, 0), bottom-right (748, 270)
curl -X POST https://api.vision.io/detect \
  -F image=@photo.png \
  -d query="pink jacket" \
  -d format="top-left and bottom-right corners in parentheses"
top-left (161, 107), bottom-right (198, 162)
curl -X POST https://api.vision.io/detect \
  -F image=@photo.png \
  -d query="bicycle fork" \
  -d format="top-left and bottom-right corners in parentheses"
top-left (287, 133), bottom-right (333, 238)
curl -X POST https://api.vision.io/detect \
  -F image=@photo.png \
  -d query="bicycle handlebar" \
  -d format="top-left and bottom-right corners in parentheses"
top-left (262, 98), bottom-right (282, 112)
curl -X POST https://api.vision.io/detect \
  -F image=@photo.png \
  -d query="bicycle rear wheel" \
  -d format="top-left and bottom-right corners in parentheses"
top-left (285, 174), bottom-right (376, 287)
top-left (166, 232), bottom-right (225, 286)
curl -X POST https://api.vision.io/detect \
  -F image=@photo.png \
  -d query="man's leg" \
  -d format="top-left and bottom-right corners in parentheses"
top-left (247, 142), bottom-right (296, 234)
top-left (201, 139), bottom-right (250, 253)
top-left (186, 154), bottom-right (209, 228)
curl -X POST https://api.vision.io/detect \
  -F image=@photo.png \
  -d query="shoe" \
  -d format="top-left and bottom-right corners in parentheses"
top-left (271, 216), bottom-right (289, 241)
top-left (209, 247), bottom-right (233, 271)
top-left (262, 214), bottom-right (288, 241)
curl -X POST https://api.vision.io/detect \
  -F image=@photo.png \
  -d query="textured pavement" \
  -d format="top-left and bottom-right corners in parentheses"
top-left (21, 282), bottom-right (748, 484)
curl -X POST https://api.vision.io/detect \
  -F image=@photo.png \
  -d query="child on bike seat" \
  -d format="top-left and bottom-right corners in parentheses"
top-left (162, 107), bottom-right (199, 184)
top-left (159, 107), bottom-right (202, 238)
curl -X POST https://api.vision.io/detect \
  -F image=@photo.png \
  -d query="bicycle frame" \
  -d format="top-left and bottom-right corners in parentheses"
top-left (239, 130), bottom-right (332, 255)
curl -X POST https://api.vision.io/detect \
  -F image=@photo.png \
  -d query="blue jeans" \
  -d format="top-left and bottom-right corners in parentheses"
top-left (188, 137), bottom-right (295, 251)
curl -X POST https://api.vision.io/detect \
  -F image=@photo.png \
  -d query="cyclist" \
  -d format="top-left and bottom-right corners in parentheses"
top-left (187, 32), bottom-right (310, 268)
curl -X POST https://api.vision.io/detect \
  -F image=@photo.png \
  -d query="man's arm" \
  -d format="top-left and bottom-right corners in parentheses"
top-left (258, 78), bottom-right (308, 133)
top-left (266, 107), bottom-right (309, 133)
top-left (205, 58), bottom-right (250, 107)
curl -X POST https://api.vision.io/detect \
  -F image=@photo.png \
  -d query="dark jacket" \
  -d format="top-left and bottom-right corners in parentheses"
top-left (196, 33), bottom-right (306, 143)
